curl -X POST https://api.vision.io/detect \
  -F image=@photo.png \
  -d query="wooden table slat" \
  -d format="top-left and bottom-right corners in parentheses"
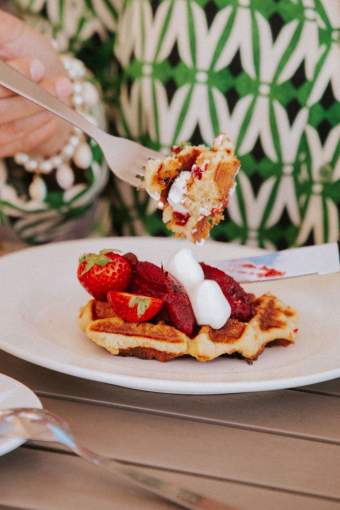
top-left (0, 448), bottom-right (339, 510)
top-left (38, 396), bottom-right (340, 500)
top-left (299, 380), bottom-right (340, 397)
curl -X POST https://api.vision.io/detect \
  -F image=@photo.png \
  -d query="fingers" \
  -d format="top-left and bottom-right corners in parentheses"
top-left (0, 58), bottom-right (45, 98)
top-left (0, 111), bottom-right (53, 146)
top-left (0, 74), bottom-right (73, 124)
top-left (0, 117), bottom-right (67, 159)
top-left (33, 120), bottom-right (73, 157)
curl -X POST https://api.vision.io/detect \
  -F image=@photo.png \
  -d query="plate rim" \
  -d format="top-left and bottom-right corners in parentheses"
top-left (1, 339), bottom-right (340, 394)
top-left (0, 374), bottom-right (42, 456)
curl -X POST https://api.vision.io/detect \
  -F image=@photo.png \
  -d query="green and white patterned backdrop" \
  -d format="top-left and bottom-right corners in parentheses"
top-left (2, 0), bottom-right (339, 248)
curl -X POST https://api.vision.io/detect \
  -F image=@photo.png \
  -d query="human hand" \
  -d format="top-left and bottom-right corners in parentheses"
top-left (0, 9), bottom-right (73, 159)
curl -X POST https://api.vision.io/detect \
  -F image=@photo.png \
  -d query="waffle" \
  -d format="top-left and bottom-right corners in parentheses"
top-left (79, 294), bottom-right (298, 362)
top-left (144, 134), bottom-right (240, 242)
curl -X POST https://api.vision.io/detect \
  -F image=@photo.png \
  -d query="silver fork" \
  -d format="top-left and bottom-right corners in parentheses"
top-left (0, 60), bottom-right (162, 187)
top-left (0, 407), bottom-right (236, 510)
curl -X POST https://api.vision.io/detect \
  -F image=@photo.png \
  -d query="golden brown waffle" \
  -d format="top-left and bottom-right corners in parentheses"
top-left (144, 134), bottom-right (240, 242)
top-left (79, 295), bottom-right (298, 362)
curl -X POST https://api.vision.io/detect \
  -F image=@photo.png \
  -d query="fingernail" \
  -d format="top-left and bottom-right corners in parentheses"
top-left (30, 59), bottom-right (45, 82)
top-left (55, 77), bottom-right (73, 100)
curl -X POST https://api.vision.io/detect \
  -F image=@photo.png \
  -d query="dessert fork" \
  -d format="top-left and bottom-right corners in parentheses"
top-left (0, 60), bottom-right (161, 187)
top-left (0, 407), bottom-right (235, 510)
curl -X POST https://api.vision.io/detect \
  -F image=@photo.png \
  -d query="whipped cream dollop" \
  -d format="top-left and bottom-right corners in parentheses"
top-left (190, 280), bottom-right (231, 330)
top-left (167, 171), bottom-right (191, 214)
top-left (164, 249), bottom-right (231, 329)
top-left (165, 248), bottom-right (204, 292)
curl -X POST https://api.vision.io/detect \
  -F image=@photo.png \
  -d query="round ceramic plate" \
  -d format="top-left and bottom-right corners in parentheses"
top-left (0, 237), bottom-right (339, 394)
top-left (0, 374), bottom-right (41, 456)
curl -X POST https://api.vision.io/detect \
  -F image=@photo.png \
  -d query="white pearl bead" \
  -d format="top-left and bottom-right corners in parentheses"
top-left (82, 82), bottom-right (99, 107)
top-left (62, 57), bottom-right (72, 71)
top-left (56, 164), bottom-right (74, 190)
top-left (73, 142), bottom-right (92, 169)
top-left (73, 94), bottom-right (84, 107)
top-left (69, 60), bottom-right (85, 79)
top-left (14, 153), bottom-right (29, 165)
top-left (28, 176), bottom-right (46, 201)
top-left (63, 143), bottom-right (75, 158)
top-left (40, 160), bottom-right (53, 174)
top-left (73, 82), bottom-right (82, 94)
top-left (70, 136), bottom-right (80, 147)
top-left (25, 159), bottom-right (38, 172)
top-left (50, 155), bottom-right (63, 168)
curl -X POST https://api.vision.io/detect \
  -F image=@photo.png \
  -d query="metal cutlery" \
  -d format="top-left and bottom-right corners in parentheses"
top-left (210, 242), bottom-right (340, 283)
top-left (0, 407), bottom-right (236, 510)
top-left (0, 60), bottom-right (161, 187)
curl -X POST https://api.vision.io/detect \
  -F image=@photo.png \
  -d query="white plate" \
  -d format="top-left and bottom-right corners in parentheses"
top-left (0, 374), bottom-right (41, 455)
top-left (0, 237), bottom-right (339, 395)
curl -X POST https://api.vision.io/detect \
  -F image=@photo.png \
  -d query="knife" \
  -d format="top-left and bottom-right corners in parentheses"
top-left (210, 242), bottom-right (340, 283)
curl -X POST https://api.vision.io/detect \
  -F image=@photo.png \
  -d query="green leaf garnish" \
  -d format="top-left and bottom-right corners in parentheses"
top-left (129, 296), bottom-right (151, 317)
top-left (79, 251), bottom-right (113, 275)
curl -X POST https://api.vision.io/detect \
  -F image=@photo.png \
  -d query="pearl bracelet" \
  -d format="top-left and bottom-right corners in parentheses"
top-left (14, 56), bottom-right (99, 201)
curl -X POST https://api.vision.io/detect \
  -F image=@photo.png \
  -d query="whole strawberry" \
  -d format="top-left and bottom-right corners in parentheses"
top-left (77, 250), bottom-right (132, 300)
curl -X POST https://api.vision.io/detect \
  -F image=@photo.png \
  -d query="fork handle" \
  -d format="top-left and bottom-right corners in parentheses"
top-left (0, 59), bottom-right (100, 142)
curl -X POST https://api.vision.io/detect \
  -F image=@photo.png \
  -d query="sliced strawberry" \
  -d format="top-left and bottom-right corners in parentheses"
top-left (107, 291), bottom-right (164, 322)
top-left (123, 252), bottom-right (139, 268)
top-left (77, 250), bottom-right (132, 301)
top-left (129, 260), bottom-right (196, 336)
top-left (163, 275), bottom-right (196, 337)
top-left (200, 263), bottom-right (254, 322)
top-left (129, 261), bottom-right (168, 298)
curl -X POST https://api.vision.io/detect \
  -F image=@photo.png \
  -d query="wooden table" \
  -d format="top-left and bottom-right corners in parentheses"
top-left (0, 350), bottom-right (339, 510)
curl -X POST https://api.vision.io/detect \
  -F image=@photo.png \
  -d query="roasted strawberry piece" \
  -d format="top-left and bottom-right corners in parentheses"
top-left (77, 250), bottom-right (132, 301)
top-left (130, 261), bottom-right (168, 297)
top-left (107, 291), bottom-right (164, 323)
top-left (200, 263), bottom-right (254, 322)
top-left (163, 274), bottom-right (196, 337)
top-left (123, 252), bottom-right (139, 267)
top-left (130, 260), bottom-right (196, 336)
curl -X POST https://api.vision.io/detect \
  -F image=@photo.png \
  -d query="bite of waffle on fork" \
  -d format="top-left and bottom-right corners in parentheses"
top-left (143, 134), bottom-right (240, 243)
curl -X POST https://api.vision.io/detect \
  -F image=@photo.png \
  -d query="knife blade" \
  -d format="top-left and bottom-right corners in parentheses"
top-left (209, 242), bottom-right (340, 283)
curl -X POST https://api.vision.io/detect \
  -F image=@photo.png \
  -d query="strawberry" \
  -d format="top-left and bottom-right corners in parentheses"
top-left (163, 275), bottom-right (196, 337)
top-left (77, 250), bottom-right (132, 300)
top-left (129, 260), bottom-right (196, 336)
top-left (107, 291), bottom-right (164, 322)
top-left (200, 263), bottom-right (255, 322)
top-left (129, 261), bottom-right (168, 298)
top-left (123, 252), bottom-right (139, 268)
